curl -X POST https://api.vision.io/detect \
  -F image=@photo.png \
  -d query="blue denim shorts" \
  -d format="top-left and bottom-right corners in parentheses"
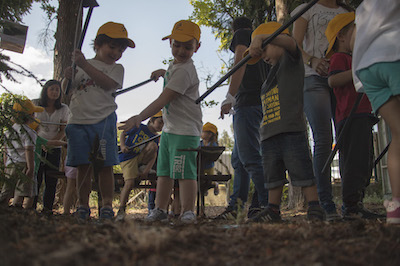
top-left (358, 60), bottom-right (400, 113)
top-left (261, 131), bottom-right (316, 189)
top-left (65, 112), bottom-right (118, 167)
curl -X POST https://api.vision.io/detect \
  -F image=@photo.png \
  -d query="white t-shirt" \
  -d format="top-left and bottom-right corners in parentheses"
top-left (5, 124), bottom-right (37, 166)
top-left (162, 59), bottom-right (203, 136)
top-left (291, 3), bottom-right (347, 77)
top-left (352, 0), bottom-right (400, 91)
top-left (68, 59), bottom-right (124, 124)
top-left (36, 103), bottom-right (69, 140)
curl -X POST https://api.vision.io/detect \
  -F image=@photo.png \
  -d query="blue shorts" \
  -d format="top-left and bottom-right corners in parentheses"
top-left (358, 60), bottom-right (400, 113)
top-left (261, 131), bottom-right (316, 189)
top-left (157, 132), bottom-right (199, 180)
top-left (65, 112), bottom-right (118, 167)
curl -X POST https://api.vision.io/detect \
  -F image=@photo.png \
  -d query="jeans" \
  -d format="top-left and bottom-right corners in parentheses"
top-left (228, 105), bottom-right (268, 209)
top-left (303, 75), bottom-right (335, 212)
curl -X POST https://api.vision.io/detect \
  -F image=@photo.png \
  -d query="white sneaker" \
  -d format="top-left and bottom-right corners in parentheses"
top-left (115, 208), bottom-right (126, 221)
top-left (180, 210), bottom-right (196, 224)
top-left (145, 208), bottom-right (168, 222)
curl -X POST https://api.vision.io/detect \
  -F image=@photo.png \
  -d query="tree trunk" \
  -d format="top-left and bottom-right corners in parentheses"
top-left (54, 0), bottom-right (82, 104)
top-left (275, 0), bottom-right (289, 24)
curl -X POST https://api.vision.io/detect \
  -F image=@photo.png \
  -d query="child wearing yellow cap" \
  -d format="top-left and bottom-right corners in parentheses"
top-left (116, 111), bottom-right (163, 221)
top-left (326, 12), bottom-right (383, 220)
top-left (201, 122), bottom-right (220, 196)
top-left (0, 99), bottom-right (43, 209)
top-left (119, 20), bottom-right (202, 224)
top-left (247, 22), bottom-right (324, 222)
top-left (63, 21), bottom-right (135, 221)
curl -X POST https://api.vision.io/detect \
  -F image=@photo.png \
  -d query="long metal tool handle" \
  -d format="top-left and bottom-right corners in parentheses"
top-left (118, 134), bottom-right (161, 154)
top-left (195, 0), bottom-right (319, 104)
top-left (321, 93), bottom-right (364, 174)
top-left (65, 2), bottom-right (98, 95)
top-left (374, 141), bottom-right (391, 167)
top-left (113, 78), bottom-right (155, 97)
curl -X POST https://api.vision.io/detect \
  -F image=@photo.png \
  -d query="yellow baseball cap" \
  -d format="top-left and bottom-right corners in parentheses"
top-left (28, 118), bottom-right (40, 131)
top-left (13, 99), bottom-right (44, 114)
top-left (243, 22), bottom-right (290, 65)
top-left (97, 22), bottom-right (135, 48)
top-left (162, 20), bottom-right (201, 42)
top-left (202, 122), bottom-right (218, 135)
top-left (325, 12), bottom-right (355, 59)
top-left (152, 110), bottom-right (163, 118)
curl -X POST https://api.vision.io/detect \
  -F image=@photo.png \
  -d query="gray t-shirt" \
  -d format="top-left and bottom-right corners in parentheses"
top-left (162, 59), bottom-right (203, 136)
top-left (68, 59), bottom-right (123, 124)
top-left (260, 47), bottom-right (307, 141)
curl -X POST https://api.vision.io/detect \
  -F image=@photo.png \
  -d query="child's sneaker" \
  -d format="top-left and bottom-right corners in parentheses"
top-left (342, 202), bottom-right (385, 220)
top-left (180, 210), bottom-right (197, 224)
top-left (384, 200), bottom-right (400, 224)
top-left (99, 206), bottom-right (115, 221)
top-left (247, 206), bottom-right (282, 223)
top-left (75, 206), bottom-right (91, 223)
top-left (325, 210), bottom-right (342, 222)
top-left (247, 207), bottom-right (263, 219)
top-left (307, 205), bottom-right (325, 221)
top-left (115, 208), bottom-right (126, 221)
top-left (214, 207), bottom-right (237, 220)
top-left (145, 208), bottom-right (168, 223)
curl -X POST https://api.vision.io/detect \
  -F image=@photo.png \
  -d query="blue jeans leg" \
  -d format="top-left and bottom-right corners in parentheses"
top-left (228, 105), bottom-right (268, 208)
top-left (303, 75), bottom-right (336, 212)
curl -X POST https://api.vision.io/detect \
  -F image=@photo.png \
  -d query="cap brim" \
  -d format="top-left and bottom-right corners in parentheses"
top-left (127, 39), bottom-right (135, 48)
top-left (243, 48), bottom-right (261, 65)
top-left (162, 34), bottom-right (195, 42)
top-left (34, 106), bottom-right (44, 113)
top-left (325, 37), bottom-right (335, 59)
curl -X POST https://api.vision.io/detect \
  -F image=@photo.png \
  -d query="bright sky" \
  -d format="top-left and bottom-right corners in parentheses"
top-left (1, 0), bottom-right (234, 137)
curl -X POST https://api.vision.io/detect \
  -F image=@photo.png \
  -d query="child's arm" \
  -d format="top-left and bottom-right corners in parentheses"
top-left (119, 88), bottom-right (179, 132)
top-left (249, 34), bottom-right (297, 58)
top-left (328, 70), bottom-right (353, 88)
top-left (119, 131), bottom-right (129, 153)
top-left (25, 146), bottom-right (35, 179)
top-left (71, 49), bottom-right (120, 91)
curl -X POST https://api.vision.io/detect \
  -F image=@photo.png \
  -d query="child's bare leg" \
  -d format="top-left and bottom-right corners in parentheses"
top-left (98, 166), bottom-right (114, 207)
top-left (23, 197), bottom-right (34, 209)
top-left (12, 196), bottom-right (23, 207)
top-left (378, 96), bottom-right (400, 198)
top-left (155, 176), bottom-right (174, 210)
top-left (76, 164), bottom-right (92, 208)
top-left (178, 179), bottom-right (197, 213)
top-left (63, 178), bottom-right (76, 214)
top-left (302, 184), bottom-right (319, 203)
top-left (119, 179), bottom-right (134, 209)
top-left (268, 186), bottom-right (283, 206)
top-left (141, 142), bottom-right (157, 165)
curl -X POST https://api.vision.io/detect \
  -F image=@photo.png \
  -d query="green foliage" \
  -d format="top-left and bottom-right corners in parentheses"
top-left (190, 0), bottom-right (275, 51)
top-left (218, 129), bottom-right (233, 151)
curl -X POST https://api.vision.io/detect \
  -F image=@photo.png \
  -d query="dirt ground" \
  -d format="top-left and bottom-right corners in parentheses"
top-left (1, 199), bottom-right (400, 266)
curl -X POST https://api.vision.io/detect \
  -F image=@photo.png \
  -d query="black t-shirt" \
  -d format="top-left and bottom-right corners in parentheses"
top-left (260, 47), bottom-right (307, 141)
top-left (229, 29), bottom-right (269, 107)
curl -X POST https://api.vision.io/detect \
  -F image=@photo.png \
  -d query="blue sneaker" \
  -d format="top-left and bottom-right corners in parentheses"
top-left (99, 206), bottom-right (115, 221)
top-left (75, 207), bottom-right (91, 223)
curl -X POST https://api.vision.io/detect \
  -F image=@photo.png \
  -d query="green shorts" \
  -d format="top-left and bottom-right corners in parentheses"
top-left (358, 60), bottom-right (400, 113)
top-left (157, 132), bottom-right (199, 180)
